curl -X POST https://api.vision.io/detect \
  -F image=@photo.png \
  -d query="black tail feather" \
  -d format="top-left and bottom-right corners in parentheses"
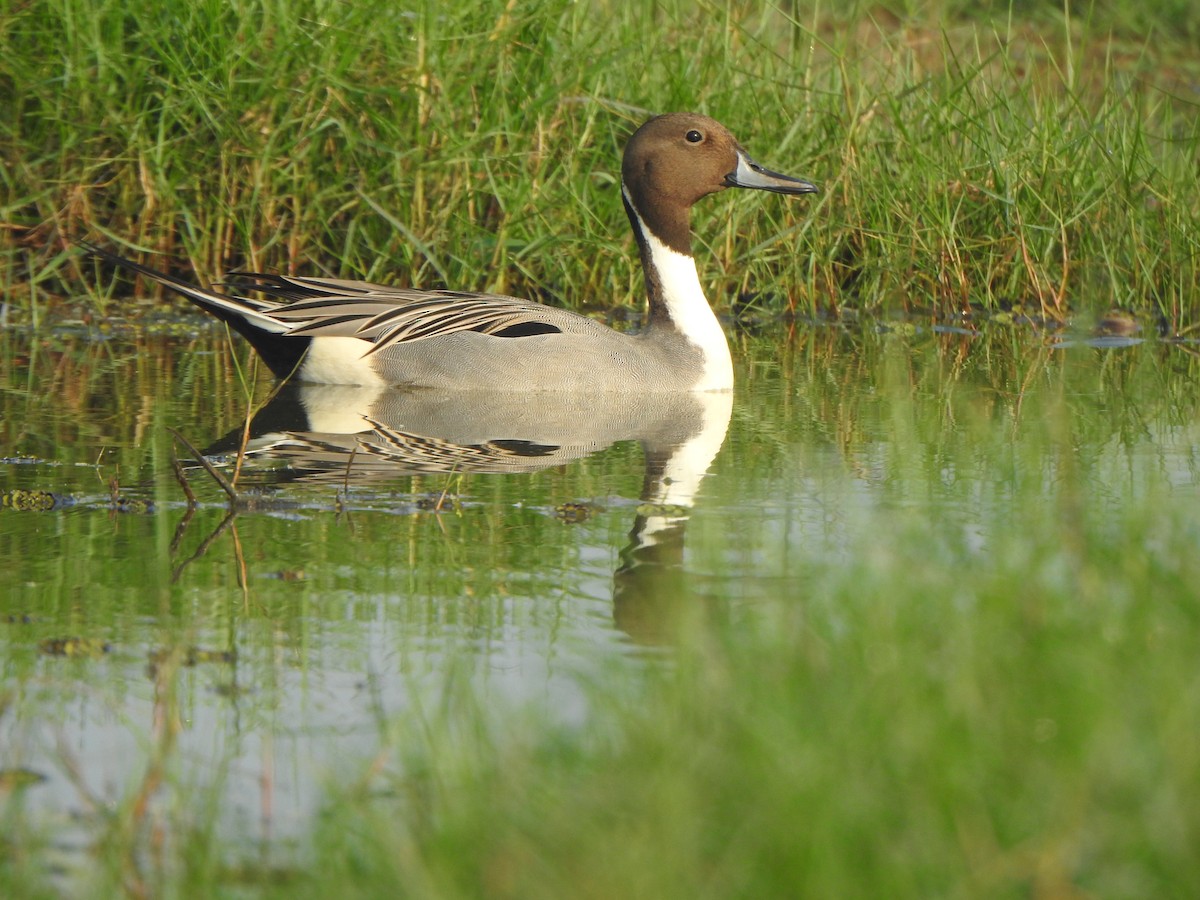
top-left (79, 240), bottom-right (311, 380)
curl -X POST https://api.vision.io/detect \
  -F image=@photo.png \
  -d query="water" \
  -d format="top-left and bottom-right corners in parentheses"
top-left (3, 320), bottom-right (1200, 872)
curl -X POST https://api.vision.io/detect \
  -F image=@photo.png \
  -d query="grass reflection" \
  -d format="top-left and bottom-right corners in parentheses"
top-left (2, 327), bottom-right (1200, 896)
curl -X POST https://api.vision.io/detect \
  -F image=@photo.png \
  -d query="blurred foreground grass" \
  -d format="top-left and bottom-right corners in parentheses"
top-left (14, 482), bottom-right (1193, 899)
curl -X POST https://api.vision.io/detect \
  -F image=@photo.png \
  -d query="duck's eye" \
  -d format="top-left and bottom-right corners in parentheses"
top-left (685, 129), bottom-right (703, 144)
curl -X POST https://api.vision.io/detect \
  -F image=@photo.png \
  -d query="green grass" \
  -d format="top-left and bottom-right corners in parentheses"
top-left (300, 511), bottom-right (1200, 900)
top-left (3, 0), bottom-right (1200, 324)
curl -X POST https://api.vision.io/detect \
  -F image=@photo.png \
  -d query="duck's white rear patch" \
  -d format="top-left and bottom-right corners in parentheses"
top-left (299, 336), bottom-right (386, 387)
top-left (624, 192), bottom-right (734, 391)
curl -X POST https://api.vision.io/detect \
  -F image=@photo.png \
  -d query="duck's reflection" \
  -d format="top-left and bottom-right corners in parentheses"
top-left (197, 382), bottom-right (733, 643)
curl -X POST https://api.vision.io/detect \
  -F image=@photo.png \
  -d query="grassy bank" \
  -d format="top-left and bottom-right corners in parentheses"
top-left (2, 0), bottom-right (1199, 324)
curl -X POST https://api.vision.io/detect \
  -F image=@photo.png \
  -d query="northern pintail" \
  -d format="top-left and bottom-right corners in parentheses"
top-left (83, 113), bottom-right (818, 391)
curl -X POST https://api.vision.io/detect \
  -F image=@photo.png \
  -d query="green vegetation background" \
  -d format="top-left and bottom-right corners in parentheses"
top-left (3, 0), bottom-right (1199, 326)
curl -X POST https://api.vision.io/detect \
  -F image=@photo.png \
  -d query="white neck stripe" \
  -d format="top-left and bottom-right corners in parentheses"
top-left (624, 187), bottom-right (733, 391)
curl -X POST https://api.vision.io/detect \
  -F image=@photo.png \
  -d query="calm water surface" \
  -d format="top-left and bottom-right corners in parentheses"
top-left (3, 320), bottom-right (1200, 862)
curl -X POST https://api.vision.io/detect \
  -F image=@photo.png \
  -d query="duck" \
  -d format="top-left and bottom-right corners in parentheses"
top-left (82, 113), bottom-right (818, 392)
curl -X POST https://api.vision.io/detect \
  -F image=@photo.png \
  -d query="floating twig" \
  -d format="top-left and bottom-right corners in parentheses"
top-left (167, 427), bottom-right (239, 503)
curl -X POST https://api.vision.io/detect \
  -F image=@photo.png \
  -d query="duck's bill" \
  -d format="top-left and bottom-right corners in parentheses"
top-left (725, 149), bottom-right (819, 195)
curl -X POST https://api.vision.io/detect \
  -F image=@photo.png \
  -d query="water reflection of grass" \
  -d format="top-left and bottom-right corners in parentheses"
top-left (4, 330), bottom-right (1200, 896)
top-left (220, 491), bottom-right (1200, 898)
top-left (5, 1), bottom-right (1200, 325)
top-left (291, 403), bottom-right (1200, 898)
